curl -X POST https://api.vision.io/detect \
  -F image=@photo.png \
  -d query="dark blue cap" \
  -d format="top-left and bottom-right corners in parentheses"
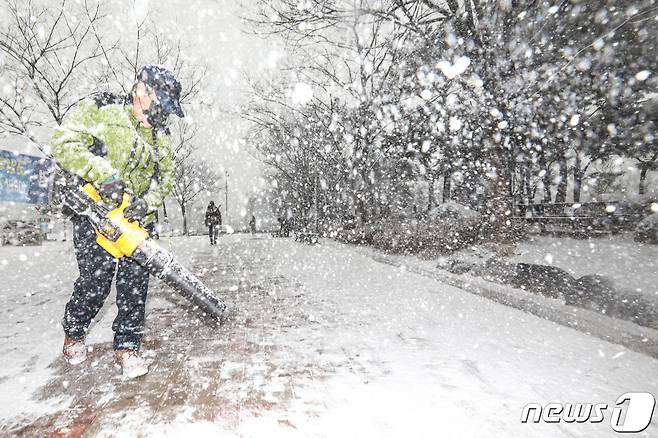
top-left (137, 65), bottom-right (184, 117)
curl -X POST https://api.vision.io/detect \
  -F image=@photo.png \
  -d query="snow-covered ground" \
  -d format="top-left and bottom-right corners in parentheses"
top-left (510, 233), bottom-right (658, 298)
top-left (1, 234), bottom-right (657, 437)
top-left (0, 240), bottom-right (79, 422)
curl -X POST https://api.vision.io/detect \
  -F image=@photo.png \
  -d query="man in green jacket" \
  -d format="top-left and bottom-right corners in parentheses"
top-left (51, 65), bottom-right (184, 378)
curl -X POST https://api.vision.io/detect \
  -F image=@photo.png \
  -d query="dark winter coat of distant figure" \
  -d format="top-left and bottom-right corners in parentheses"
top-left (249, 215), bottom-right (256, 234)
top-left (205, 201), bottom-right (222, 245)
top-left (277, 216), bottom-right (292, 237)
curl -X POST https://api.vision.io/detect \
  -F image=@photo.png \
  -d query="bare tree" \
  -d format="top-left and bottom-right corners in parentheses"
top-left (170, 120), bottom-right (220, 235)
top-left (247, 0), bottom-right (658, 246)
top-left (0, 0), bottom-right (209, 145)
top-left (245, 0), bottom-right (424, 225)
top-left (0, 0), bottom-right (110, 143)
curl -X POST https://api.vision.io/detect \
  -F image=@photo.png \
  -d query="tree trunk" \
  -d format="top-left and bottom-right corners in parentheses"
top-left (538, 151), bottom-right (552, 203)
top-left (639, 165), bottom-right (648, 195)
top-left (442, 172), bottom-right (452, 202)
top-left (488, 142), bottom-right (513, 243)
top-left (555, 153), bottom-right (568, 203)
top-left (573, 154), bottom-right (582, 203)
top-left (494, 158), bottom-right (513, 243)
top-left (356, 197), bottom-right (367, 224)
top-left (523, 165), bottom-right (532, 204)
top-left (181, 202), bottom-right (188, 235)
top-left (427, 176), bottom-right (435, 213)
top-left (542, 170), bottom-right (552, 203)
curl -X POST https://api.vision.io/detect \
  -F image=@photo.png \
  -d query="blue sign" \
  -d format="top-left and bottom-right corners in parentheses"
top-left (0, 150), bottom-right (53, 205)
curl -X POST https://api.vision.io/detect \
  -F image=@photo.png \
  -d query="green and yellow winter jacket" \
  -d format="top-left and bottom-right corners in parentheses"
top-left (51, 98), bottom-right (174, 223)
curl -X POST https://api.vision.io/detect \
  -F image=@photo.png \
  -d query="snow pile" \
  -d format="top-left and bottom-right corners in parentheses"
top-left (0, 241), bottom-right (80, 424)
top-left (2, 235), bottom-right (658, 437)
top-left (511, 234), bottom-right (658, 297)
top-left (435, 234), bottom-right (658, 328)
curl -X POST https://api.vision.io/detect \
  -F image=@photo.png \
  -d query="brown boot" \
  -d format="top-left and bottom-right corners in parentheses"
top-left (115, 349), bottom-right (148, 379)
top-left (63, 336), bottom-right (87, 365)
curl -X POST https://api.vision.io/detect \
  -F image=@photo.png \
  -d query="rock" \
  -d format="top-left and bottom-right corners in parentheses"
top-left (472, 258), bottom-right (517, 284)
top-left (509, 263), bottom-right (576, 299)
top-left (571, 275), bottom-right (658, 329)
top-left (445, 259), bottom-right (476, 274)
top-left (617, 293), bottom-right (658, 329)
top-left (482, 242), bottom-right (517, 257)
top-left (567, 275), bottom-right (617, 310)
top-left (634, 213), bottom-right (658, 244)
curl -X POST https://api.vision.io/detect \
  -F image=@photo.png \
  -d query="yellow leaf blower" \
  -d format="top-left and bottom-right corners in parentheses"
top-left (60, 178), bottom-right (226, 318)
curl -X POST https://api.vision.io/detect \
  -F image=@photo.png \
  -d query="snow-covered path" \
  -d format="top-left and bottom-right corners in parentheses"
top-left (1, 234), bottom-right (657, 437)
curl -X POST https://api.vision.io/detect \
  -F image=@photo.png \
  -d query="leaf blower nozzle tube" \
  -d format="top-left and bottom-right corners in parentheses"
top-left (133, 240), bottom-right (226, 318)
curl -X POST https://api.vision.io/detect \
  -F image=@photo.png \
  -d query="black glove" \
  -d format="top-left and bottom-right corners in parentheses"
top-left (97, 177), bottom-right (125, 205)
top-left (124, 198), bottom-right (149, 224)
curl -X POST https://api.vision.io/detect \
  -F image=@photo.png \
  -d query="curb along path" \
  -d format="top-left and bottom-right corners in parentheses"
top-left (365, 249), bottom-right (658, 359)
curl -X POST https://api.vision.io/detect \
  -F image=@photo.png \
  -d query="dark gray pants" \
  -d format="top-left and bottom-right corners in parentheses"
top-left (62, 217), bottom-right (152, 350)
top-left (208, 224), bottom-right (219, 244)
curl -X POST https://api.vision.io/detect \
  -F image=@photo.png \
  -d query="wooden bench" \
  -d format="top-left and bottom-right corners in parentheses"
top-left (511, 216), bottom-right (611, 234)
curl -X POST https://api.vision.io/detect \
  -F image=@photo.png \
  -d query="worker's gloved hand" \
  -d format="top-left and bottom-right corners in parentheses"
top-left (97, 176), bottom-right (125, 205)
top-left (124, 198), bottom-right (149, 224)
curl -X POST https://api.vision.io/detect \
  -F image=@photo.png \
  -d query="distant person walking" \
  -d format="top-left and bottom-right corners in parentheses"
top-left (249, 215), bottom-right (256, 234)
top-left (277, 217), bottom-right (286, 237)
top-left (277, 216), bottom-right (292, 237)
top-left (205, 201), bottom-right (222, 245)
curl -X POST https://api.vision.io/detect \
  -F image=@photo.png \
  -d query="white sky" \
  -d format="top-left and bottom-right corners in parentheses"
top-left (138, 0), bottom-right (280, 225)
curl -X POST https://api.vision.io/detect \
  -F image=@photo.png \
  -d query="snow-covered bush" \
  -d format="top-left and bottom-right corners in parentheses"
top-left (0, 220), bottom-right (43, 246)
top-left (427, 202), bottom-right (481, 225)
top-left (608, 200), bottom-right (653, 232)
top-left (336, 206), bottom-right (484, 256)
top-left (334, 223), bottom-right (382, 245)
top-left (634, 213), bottom-right (658, 244)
